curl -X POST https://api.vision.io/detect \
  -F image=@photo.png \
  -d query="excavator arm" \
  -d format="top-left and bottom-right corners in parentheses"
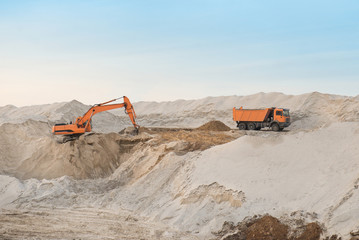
top-left (52, 96), bottom-right (139, 137)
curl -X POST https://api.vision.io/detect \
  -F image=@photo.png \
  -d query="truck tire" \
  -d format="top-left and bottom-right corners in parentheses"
top-left (256, 126), bottom-right (262, 130)
top-left (238, 123), bottom-right (247, 130)
top-left (272, 123), bottom-right (280, 132)
top-left (248, 122), bottom-right (256, 130)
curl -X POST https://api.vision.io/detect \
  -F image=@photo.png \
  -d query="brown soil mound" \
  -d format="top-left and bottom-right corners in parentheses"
top-left (245, 215), bottom-right (289, 240)
top-left (215, 215), bottom-right (323, 240)
top-left (197, 120), bottom-right (231, 131)
top-left (138, 126), bottom-right (240, 152)
top-left (295, 222), bottom-right (322, 240)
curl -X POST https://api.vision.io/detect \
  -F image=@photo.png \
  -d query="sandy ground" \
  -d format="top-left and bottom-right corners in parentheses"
top-left (1, 92), bottom-right (359, 239)
top-left (0, 207), bottom-right (198, 240)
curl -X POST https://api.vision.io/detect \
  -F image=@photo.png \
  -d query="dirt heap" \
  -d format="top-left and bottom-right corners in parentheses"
top-left (295, 222), bottom-right (322, 240)
top-left (215, 215), bottom-right (323, 240)
top-left (139, 126), bottom-right (240, 152)
top-left (246, 215), bottom-right (289, 240)
top-left (197, 120), bottom-right (231, 131)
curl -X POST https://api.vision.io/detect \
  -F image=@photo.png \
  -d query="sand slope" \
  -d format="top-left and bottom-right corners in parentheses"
top-left (191, 122), bottom-right (359, 237)
top-left (1, 92), bottom-right (359, 239)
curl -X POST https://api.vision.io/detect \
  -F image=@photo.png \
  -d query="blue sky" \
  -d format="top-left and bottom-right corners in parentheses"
top-left (0, 0), bottom-right (358, 106)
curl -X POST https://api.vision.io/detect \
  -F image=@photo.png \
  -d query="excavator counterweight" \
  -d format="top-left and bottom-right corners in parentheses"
top-left (52, 96), bottom-right (139, 141)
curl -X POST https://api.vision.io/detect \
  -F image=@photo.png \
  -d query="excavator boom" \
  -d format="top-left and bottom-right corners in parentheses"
top-left (52, 96), bottom-right (139, 137)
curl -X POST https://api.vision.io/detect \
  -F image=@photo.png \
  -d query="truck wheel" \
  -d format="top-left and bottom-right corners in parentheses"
top-left (272, 123), bottom-right (280, 132)
top-left (256, 126), bottom-right (262, 130)
top-left (238, 123), bottom-right (247, 130)
top-left (248, 123), bottom-right (256, 130)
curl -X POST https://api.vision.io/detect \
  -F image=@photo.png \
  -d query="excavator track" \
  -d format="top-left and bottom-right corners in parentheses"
top-left (55, 134), bottom-right (82, 144)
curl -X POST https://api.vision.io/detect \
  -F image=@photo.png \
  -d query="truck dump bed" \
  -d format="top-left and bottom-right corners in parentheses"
top-left (233, 107), bottom-right (272, 122)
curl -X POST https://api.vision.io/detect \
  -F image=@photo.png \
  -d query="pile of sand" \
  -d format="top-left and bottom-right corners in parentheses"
top-left (16, 133), bottom-right (150, 180)
top-left (2, 92), bottom-right (359, 239)
top-left (0, 120), bottom-right (151, 180)
top-left (196, 120), bottom-right (231, 131)
top-left (190, 122), bottom-right (359, 238)
top-left (0, 119), bottom-right (240, 180)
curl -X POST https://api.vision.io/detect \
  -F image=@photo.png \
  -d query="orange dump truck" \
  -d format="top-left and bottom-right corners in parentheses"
top-left (233, 107), bottom-right (290, 131)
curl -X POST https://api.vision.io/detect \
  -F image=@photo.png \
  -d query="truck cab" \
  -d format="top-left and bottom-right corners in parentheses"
top-left (233, 106), bottom-right (291, 131)
top-left (274, 108), bottom-right (291, 129)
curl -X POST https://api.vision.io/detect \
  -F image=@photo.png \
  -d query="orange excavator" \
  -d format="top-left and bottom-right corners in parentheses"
top-left (52, 96), bottom-right (139, 142)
